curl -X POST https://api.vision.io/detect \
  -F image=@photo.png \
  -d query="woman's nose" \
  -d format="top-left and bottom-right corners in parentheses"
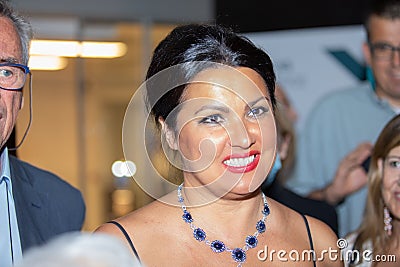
top-left (228, 120), bottom-right (256, 149)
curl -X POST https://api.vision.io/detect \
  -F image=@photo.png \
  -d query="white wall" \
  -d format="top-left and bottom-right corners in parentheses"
top-left (246, 25), bottom-right (367, 132)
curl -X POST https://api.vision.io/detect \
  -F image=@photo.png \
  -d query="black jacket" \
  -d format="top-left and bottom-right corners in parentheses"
top-left (10, 155), bottom-right (85, 252)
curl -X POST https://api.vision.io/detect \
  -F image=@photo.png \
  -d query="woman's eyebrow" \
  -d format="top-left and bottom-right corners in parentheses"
top-left (248, 96), bottom-right (269, 107)
top-left (194, 104), bottom-right (230, 115)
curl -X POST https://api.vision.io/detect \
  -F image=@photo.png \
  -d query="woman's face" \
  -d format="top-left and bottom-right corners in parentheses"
top-left (381, 145), bottom-right (400, 220)
top-left (164, 66), bottom-right (276, 197)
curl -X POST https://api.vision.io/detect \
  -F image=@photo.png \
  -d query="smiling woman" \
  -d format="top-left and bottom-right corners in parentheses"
top-left (96, 24), bottom-right (342, 267)
top-left (160, 66), bottom-right (276, 196)
top-left (343, 114), bottom-right (400, 267)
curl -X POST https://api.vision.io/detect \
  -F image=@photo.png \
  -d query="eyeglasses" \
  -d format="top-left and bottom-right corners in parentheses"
top-left (369, 42), bottom-right (400, 61)
top-left (0, 62), bottom-right (30, 90)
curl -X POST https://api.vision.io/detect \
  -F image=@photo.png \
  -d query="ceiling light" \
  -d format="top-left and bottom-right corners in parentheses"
top-left (30, 40), bottom-right (80, 57)
top-left (81, 42), bottom-right (127, 58)
top-left (28, 55), bottom-right (68, 71)
top-left (30, 40), bottom-right (127, 58)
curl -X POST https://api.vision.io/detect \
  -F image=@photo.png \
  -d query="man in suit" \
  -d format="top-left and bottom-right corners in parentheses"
top-left (0, 1), bottom-right (85, 266)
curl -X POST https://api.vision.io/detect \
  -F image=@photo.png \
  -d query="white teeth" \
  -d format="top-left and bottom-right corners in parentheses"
top-left (224, 155), bottom-right (256, 167)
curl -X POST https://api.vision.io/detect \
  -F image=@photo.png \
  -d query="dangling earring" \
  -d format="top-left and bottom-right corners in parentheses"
top-left (384, 206), bottom-right (392, 236)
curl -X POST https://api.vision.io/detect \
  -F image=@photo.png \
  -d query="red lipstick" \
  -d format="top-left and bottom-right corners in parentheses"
top-left (222, 150), bottom-right (260, 173)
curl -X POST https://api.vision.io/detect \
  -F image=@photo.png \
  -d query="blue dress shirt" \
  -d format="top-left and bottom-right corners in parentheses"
top-left (286, 84), bottom-right (397, 237)
top-left (0, 148), bottom-right (22, 266)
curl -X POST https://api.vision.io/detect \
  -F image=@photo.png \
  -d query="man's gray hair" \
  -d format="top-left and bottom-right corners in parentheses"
top-left (0, 0), bottom-right (33, 65)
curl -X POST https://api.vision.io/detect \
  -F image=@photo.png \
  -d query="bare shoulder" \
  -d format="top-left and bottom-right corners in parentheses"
top-left (305, 216), bottom-right (343, 267)
top-left (267, 201), bottom-right (343, 266)
top-left (305, 215), bottom-right (338, 246)
top-left (96, 199), bottom-right (173, 233)
top-left (95, 221), bottom-right (124, 236)
top-left (95, 199), bottom-right (178, 246)
top-left (95, 199), bottom-right (177, 259)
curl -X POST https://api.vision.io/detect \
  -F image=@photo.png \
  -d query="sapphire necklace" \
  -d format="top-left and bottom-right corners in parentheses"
top-left (177, 183), bottom-right (270, 266)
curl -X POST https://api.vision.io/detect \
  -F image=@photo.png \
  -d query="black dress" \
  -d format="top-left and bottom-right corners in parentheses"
top-left (262, 178), bottom-right (339, 235)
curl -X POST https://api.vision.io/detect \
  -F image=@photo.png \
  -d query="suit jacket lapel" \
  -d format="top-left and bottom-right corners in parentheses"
top-left (10, 157), bottom-right (49, 252)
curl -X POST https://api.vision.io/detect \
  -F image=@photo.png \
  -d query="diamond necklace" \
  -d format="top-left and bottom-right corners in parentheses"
top-left (177, 183), bottom-right (270, 266)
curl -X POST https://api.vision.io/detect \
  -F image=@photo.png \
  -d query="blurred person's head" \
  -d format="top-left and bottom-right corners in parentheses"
top-left (14, 232), bottom-right (141, 267)
top-left (274, 85), bottom-right (297, 177)
top-left (275, 84), bottom-right (298, 123)
top-left (363, 0), bottom-right (400, 108)
top-left (262, 85), bottom-right (296, 187)
top-left (275, 102), bottom-right (296, 180)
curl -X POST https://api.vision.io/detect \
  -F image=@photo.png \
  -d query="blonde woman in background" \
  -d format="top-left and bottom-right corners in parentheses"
top-left (343, 114), bottom-right (400, 266)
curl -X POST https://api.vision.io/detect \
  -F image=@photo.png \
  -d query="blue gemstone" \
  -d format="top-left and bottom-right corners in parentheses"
top-left (256, 220), bottom-right (266, 233)
top-left (246, 235), bottom-right (258, 248)
top-left (263, 204), bottom-right (270, 216)
top-left (193, 228), bottom-right (206, 241)
top-left (231, 248), bottom-right (246, 262)
top-left (210, 240), bottom-right (226, 253)
top-left (182, 211), bottom-right (193, 223)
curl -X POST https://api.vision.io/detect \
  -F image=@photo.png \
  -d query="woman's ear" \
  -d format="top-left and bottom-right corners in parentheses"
top-left (278, 134), bottom-right (291, 161)
top-left (159, 118), bottom-right (178, 150)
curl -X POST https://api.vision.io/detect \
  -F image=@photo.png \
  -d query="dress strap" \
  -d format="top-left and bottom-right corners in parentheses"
top-left (300, 214), bottom-right (316, 267)
top-left (107, 220), bottom-right (141, 263)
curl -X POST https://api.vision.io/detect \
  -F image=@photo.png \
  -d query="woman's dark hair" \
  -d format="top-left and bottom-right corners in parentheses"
top-left (145, 24), bottom-right (276, 128)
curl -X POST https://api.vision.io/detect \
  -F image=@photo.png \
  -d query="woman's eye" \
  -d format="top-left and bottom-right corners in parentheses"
top-left (248, 107), bottom-right (268, 118)
top-left (199, 114), bottom-right (224, 124)
top-left (389, 160), bottom-right (400, 168)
